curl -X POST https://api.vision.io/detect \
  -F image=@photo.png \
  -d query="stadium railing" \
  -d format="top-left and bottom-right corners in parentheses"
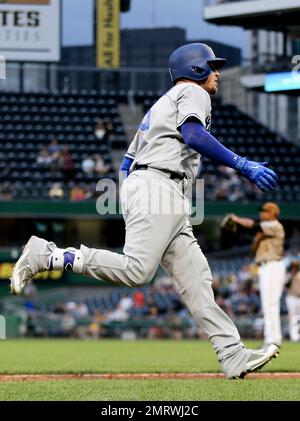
top-left (0, 63), bottom-right (170, 94)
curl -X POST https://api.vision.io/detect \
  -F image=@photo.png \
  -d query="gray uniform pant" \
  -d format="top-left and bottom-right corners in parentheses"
top-left (80, 169), bottom-right (247, 374)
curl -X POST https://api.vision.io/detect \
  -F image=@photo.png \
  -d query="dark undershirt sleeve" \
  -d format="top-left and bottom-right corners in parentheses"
top-left (250, 222), bottom-right (263, 234)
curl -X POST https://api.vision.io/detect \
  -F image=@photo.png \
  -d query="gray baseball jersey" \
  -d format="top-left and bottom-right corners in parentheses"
top-left (125, 83), bottom-right (212, 181)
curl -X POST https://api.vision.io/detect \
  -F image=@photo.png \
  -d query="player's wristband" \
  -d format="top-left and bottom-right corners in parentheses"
top-left (233, 156), bottom-right (248, 173)
top-left (120, 156), bottom-right (133, 177)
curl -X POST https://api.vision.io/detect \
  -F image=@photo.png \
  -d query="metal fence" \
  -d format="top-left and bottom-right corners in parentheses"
top-left (0, 63), bottom-right (171, 93)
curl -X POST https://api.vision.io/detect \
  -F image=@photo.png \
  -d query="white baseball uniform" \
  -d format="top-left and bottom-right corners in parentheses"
top-left (255, 220), bottom-right (285, 346)
top-left (285, 271), bottom-right (300, 342)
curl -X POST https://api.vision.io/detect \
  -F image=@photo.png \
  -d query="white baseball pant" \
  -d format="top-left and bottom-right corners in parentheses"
top-left (286, 295), bottom-right (300, 342)
top-left (258, 260), bottom-right (285, 346)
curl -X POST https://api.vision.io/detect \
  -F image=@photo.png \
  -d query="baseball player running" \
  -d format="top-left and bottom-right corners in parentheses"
top-left (230, 202), bottom-right (285, 348)
top-left (11, 43), bottom-right (279, 378)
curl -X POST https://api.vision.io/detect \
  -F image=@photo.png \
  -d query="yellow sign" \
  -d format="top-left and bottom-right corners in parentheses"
top-left (0, 263), bottom-right (62, 280)
top-left (0, 263), bottom-right (13, 280)
top-left (97, 0), bottom-right (120, 68)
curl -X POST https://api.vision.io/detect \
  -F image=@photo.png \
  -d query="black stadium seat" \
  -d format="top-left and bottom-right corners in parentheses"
top-left (0, 91), bottom-right (128, 198)
top-left (1, 90), bottom-right (299, 202)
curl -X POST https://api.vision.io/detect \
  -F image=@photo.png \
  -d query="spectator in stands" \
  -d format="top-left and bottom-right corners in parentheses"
top-left (25, 314), bottom-right (37, 337)
top-left (228, 186), bottom-right (244, 202)
top-left (81, 155), bottom-right (95, 174)
top-left (60, 146), bottom-right (74, 181)
top-left (133, 290), bottom-right (145, 308)
top-left (65, 300), bottom-right (77, 314)
top-left (94, 153), bottom-right (109, 176)
top-left (246, 182), bottom-right (261, 201)
top-left (84, 183), bottom-right (97, 200)
top-left (147, 306), bottom-right (164, 339)
top-left (86, 310), bottom-right (105, 339)
top-left (105, 122), bottom-right (115, 142)
top-left (48, 182), bottom-right (64, 199)
top-left (166, 310), bottom-right (184, 340)
top-left (119, 293), bottom-right (133, 312)
top-left (95, 119), bottom-right (115, 143)
top-left (48, 139), bottom-right (62, 174)
top-left (238, 264), bottom-right (253, 284)
top-left (36, 147), bottom-right (53, 168)
top-left (214, 180), bottom-right (229, 200)
top-left (61, 313), bottom-right (76, 337)
top-left (70, 186), bottom-right (87, 201)
top-left (253, 316), bottom-right (264, 340)
top-left (75, 302), bottom-right (89, 318)
top-left (106, 303), bottom-right (129, 321)
top-left (24, 299), bottom-right (35, 313)
top-left (95, 119), bottom-right (106, 140)
top-left (53, 303), bottom-right (65, 315)
top-left (0, 182), bottom-right (13, 200)
top-left (48, 139), bottom-right (60, 155)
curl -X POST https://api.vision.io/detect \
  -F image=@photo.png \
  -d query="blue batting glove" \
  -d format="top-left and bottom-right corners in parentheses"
top-left (234, 157), bottom-right (278, 192)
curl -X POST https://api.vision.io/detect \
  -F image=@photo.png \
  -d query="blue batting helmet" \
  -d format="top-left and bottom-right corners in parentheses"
top-left (169, 43), bottom-right (227, 84)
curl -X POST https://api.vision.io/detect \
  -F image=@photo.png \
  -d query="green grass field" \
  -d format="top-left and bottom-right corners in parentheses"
top-left (0, 339), bottom-right (299, 400)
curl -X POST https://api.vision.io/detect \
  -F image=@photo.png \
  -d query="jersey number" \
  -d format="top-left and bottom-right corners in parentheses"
top-left (139, 110), bottom-right (151, 131)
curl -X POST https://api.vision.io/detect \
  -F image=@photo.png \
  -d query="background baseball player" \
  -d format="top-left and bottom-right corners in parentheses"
top-left (10, 43), bottom-right (279, 378)
top-left (285, 260), bottom-right (300, 342)
top-left (229, 202), bottom-right (285, 348)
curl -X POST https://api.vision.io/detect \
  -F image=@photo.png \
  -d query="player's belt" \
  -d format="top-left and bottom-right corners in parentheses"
top-left (257, 259), bottom-right (282, 266)
top-left (133, 165), bottom-right (186, 181)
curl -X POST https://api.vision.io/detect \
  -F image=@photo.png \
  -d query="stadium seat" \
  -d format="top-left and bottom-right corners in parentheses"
top-left (1, 90), bottom-right (299, 201)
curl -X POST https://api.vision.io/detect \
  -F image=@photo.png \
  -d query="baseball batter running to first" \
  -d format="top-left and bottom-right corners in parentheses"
top-left (11, 43), bottom-right (279, 379)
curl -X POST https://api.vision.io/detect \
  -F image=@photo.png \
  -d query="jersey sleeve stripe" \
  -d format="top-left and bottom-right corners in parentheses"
top-left (177, 113), bottom-right (204, 128)
top-left (125, 153), bottom-right (135, 158)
